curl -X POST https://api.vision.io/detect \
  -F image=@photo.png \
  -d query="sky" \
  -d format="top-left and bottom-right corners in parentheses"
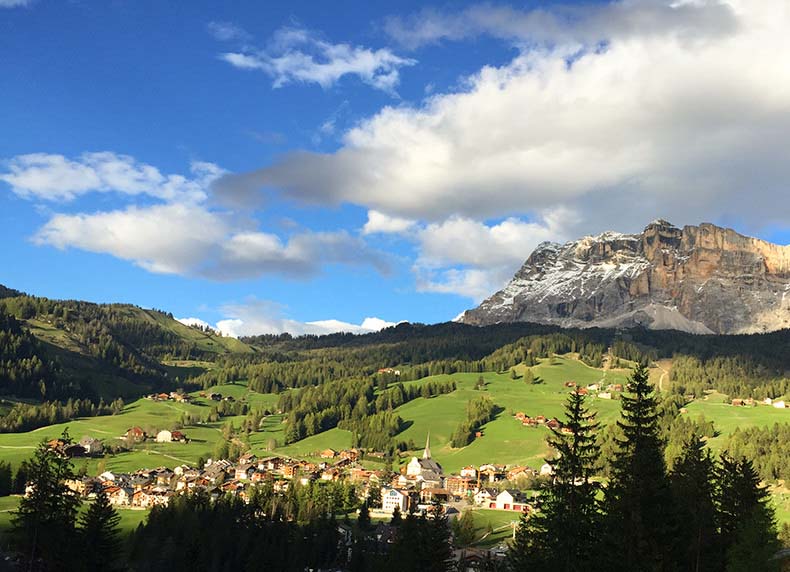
top-left (1, 0), bottom-right (789, 337)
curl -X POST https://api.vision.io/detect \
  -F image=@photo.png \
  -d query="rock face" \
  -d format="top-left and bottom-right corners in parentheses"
top-left (459, 220), bottom-right (790, 334)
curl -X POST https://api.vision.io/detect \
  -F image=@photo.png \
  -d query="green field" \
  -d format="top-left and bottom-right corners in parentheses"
top-left (0, 355), bottom-right (787, 526)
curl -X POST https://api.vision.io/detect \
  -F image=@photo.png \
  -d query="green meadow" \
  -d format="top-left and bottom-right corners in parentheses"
top-left (0, 355), bottom-right (787, 525)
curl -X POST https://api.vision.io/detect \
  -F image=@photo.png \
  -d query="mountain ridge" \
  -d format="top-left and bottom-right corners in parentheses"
top-left (460, 220), bottom-right (790, 334)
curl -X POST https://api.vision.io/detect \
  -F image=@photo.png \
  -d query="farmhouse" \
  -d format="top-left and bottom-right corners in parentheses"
top-left (79, 436), bottom-right (103, 456)
top-left (492, 489), bottom-right (528, 512)
top-left (155, 430), bottom-right (173, 443)
top-left (773, 400), bottom-right (786, 409)
top-left (124, 427), bottom-right (146, 441)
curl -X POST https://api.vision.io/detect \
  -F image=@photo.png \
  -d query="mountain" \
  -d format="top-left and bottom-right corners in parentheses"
top-left (460, 220), bottom-right (790, 334)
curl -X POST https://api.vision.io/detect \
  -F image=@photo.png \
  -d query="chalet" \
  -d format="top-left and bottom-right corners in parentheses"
top-left (535, 415), bottom-right (547, 424)
top-left (381, 487), bottom-right (410, 514)
top-left (445, 476), bottom-right (475, 497)
top-left (106, 486), bottom-right (132, 507)
top-left (420, 487), bottom-right (450, 504)
top-left (577, 388), bottom-right (589, 396)
top-left (732, 399), bottom-right (744, 407)
top-left (560, 426), bottom-right (574, 435)
top-left (460, 466), bottom-right (477, 479)
top-left (507, 466), bottom-right (534, 481)
top-left (773, 400), bottom-right (787, 409)
top-left (320, 448), bottom-right (338, 459)
top-left (79, 436), bottom-right (103, 456)
top-left (170, 430), bottom-right (188, 443)
top-left (474, 488), bottom-right (497, 506)
top-left (493, 489), bottom-right (528, 511)
top-left (124, 427), bottom-right (146, 441)
top-left (587, 383), bottom-right (600, 391)
top-left (234, 465), bottom-right (255, 481)
top-left (321, 468), bottom-right (340, 481)
top-left (155, 430), bottom-right (173, 443)
top-left (514, 412), bottom-right (526, 421)
top-left (339, 449), bottom-right (360, 462)
top-left (64, 444), bottom-right (87, 458)
top-left (546, 418), bottom-right (561, 429)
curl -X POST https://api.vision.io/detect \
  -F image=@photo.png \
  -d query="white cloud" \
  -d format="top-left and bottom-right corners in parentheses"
top-left (362, 210), bottom-right (416, 235)
top-left (383, 1), bottom-right (738, 49)
top-left (177, 317), bottom-right (215, 330)
top-left (214, 0), bottom-right (790, 238)
top-left (413, 208), bottom-right (575, 300)
top-left (212, 298), bottom-right (399, 337)
top-left (1, 152), bottom-right (220, 202)
top-left (0, 0), bottom-right (33, 7)
top-left (218, 26), bottom-right (416, 93)
top-left (33, 202), bottom-right (390, 279)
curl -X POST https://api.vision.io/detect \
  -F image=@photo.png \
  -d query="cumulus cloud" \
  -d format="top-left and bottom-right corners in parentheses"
top-left (1, 152), bottom-right (220, 202)
top-left (362, 210), bottom-right (417, 235)
top-left (217, 26), bottom-right (416, 93)
top-left (414, 209), bottom-right (575, 300)
top-left (213, 0), bottom-right (790, 239)
top-left (212, 298), bottom-right (399, 337)
top-left (33, 203), bottom-right (390, 279)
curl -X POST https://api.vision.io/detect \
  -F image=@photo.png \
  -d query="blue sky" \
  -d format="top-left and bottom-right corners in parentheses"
top-left (2, 0), bottom-right (789, 336)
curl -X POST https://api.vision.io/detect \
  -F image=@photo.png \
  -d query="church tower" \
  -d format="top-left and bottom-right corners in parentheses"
top-left (423, 431), bottom-right (431, 459)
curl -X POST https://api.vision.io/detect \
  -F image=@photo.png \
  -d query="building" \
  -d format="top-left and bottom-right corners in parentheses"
top-left (773, 400), bottom-right (787, 409)
top-left (381, 487), bottom-right (410, 514)
top-left (155, 430), bottom-right (173, 443)
top-left (79, 436), bottom-right (103, 456)
top-left (474, 488), bottom-right (497, 506)
top-left (124, 427), bottom-right (146, 441)
top-left (459, 466), bottom-right (477, 479)
top-left (493, 489), bottom-right (528, 512)
top-left (406, 433), bottom-right (443, 485)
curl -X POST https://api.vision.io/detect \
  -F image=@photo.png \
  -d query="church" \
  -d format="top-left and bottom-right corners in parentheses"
top-left (405, 433), bottom-right (443, 489)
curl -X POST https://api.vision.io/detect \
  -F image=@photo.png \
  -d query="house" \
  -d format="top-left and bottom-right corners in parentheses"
top-left (460, 466), bottom-right (477, 479)
top-left (493, 489), bottom-right (528, 511)
top-left (598, 392), bottom-right (612, 400)
top-left (474, 488), bottom-right (497, 506)
top-left (535, 415), bottom-right (546, 424)
top-left (170, 430), bottom-right (188, 443)
top-left (124, 427), bottom-right (146, 441)
top-left (764, 397), bottom-right (774, 405)
top-left (732, 399), bottom-right (744, 407)
top-left (514, 412), bottom-right (526, 421)
top-left (106, 486), bottom-right (132, 507)
top-left (234, 465), bottom-right (255, 481)
top-left (79, 436), bottom-right (103, 456)
top-left (546, 418), bottom-right (561, 429)
top-left (564, 381), bottom-right (577, 388)
top-left (155, 430), bottom-right (173, 443)
top-left (507, 466), bottom-right (534, 481)
top-left (540, 463), bottom-right (554, 476)
top-left (320, 448), bottom-right (338, 459)
top-left (339, 449), bottom-right (360, 462)
top-left (420, 487), bottom-right (450, 503)
top-left (445, 476), bottom-right (475, 497)
top-left (64, 444), bottom-right (86, 458)
top-left (587, 383), bottom-right (600, 391)
top-left (381, 487), bottom-right (410, 514)
top-left (773, 400), bottom-right (787, 409)
top-left (577, 388), bottom-right (589, 396)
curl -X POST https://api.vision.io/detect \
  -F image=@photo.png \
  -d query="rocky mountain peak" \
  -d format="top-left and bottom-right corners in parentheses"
top-left (460, 221), bottom-right (790, 334)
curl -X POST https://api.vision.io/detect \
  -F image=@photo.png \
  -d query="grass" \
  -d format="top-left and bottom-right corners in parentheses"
top-left (465, 508), bottom-right (521, 548)
top-left (683, 398), bottom-right (790, 450)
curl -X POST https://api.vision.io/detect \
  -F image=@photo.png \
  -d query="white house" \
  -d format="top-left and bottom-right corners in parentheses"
top-left (773, 400), bottom-right (786, 409)
top-left (155, 430), bottom-right (173, 443)
top-left (494, 489), bottom-right (528, 511)
top-left (460, 466), bottom-right (478, 479)
top-left (381, 487), bottom-right (410, 514)
top-left (540, 463), bottom-right (554, 476)
top-left (597, 392), bottom-right (612, 400)
top-left (79, 436), bottom-right (103, 456)
top-left (474, 488), bottom-right (497, 506)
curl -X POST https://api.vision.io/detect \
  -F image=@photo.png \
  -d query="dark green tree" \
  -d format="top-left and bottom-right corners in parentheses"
top-left (669, 433), bottom-right (718, 572)
top-left (79, 487), bottom-right (122, 571)
top-left (509, 390), bottom-right (601, 571)
top-left (603, 363), bottom-right (673, 572)
top-left (0, 460), bottom-right (12, 496)
top-left (716, 455), bottom-right (779, 572)
top-left (357, 501), bottom-right (371, 531)
top-left (11, 430), bottom-right (81, 571)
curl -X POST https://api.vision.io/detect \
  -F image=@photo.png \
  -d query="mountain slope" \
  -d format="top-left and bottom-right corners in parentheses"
top-left (460, 220), bottom-right (790, 334)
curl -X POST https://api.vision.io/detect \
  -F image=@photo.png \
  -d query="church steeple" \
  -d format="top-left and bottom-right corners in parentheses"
top-left (423, 431), bottom-right (431, 459)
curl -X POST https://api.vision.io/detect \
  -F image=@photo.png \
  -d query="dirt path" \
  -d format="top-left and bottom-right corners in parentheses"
top-left (657, 364), bottom-right (669, 392)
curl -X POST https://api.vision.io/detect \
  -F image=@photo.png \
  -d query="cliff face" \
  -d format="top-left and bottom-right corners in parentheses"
top-left (459, 220), bottom-right (790, 334)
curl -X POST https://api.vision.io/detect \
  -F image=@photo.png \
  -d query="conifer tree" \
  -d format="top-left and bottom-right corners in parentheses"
top-left (716, 455), bottom-right (779, 571)
top-left (669, 433), bottom-right (718, 572)
top-left (603, 363), bottom-right (673, 572)
top-left (12, 430), bottom-right (81, 571)
top-left (79, 487), bottom-right (122, 571)
top-left (509, 389), bottom-right (601, 571)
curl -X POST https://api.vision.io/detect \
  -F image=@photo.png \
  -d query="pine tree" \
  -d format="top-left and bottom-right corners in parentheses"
top-left (12, 430), bottom-right (81, 571)
top-left (426, 499), bottom-right (454, 572)
top-left (669, 433), bottom-right (717, 572)
top-left (509, 389), bottom-right (601, 571)
top-left (716, 455), bottom-right (779, 572)
top-left (603, 363), bottom-right (673, 572)
top-left (79, 487), bottom-right (122, 571)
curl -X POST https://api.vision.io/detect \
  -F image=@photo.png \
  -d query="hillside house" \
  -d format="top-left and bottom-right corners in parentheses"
top-left (79, 436), bottom-right (103, 456)
top-left (171, 430), bottom-right (188, 443)
top-left (460, 466), bottom-right (477, 479)
top-left (474, 488), bottom-right (497, 506)
top-left (124, 427), bottom-right (146, 441)
top-left (445, 476), bottom-right (475, 497)
top-left (540, 463), bottom-right (554, 476)
top-left (773, 400), bottom-right (787, 409)
top-left (320, 449), bottom-right (338, 459)
top-left (598, 392), bottom-right (612, 400)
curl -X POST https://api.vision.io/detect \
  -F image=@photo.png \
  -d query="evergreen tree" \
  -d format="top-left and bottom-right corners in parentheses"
top-left (603, 363), bottom-right (673, 572)
top-left (452, 509), bottom-right (476, 546)
top-left (357, 501), bottom-right (371, 531)
top-left (11, 430), bottom-right (81, 571)
top-left (716, 455), bottom-right (779, 572)
top-left (509, 390), bottom-right (601, 571)
top-left (669, 433), bottom-right (718, 572)
top-left (390, 505), bottom-right (402, 526)
top-left (0, 460), bottom-right (12, 496)
top-left (426, 500), bottom-right (454, 572)
top-left (79, 487), bottom-right (122, 571)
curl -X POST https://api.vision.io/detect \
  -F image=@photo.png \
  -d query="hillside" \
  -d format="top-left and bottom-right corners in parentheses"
top-left (0, 286), bottom-right (253, 400)
top-left (461, 220), bottom-right (790, 334)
